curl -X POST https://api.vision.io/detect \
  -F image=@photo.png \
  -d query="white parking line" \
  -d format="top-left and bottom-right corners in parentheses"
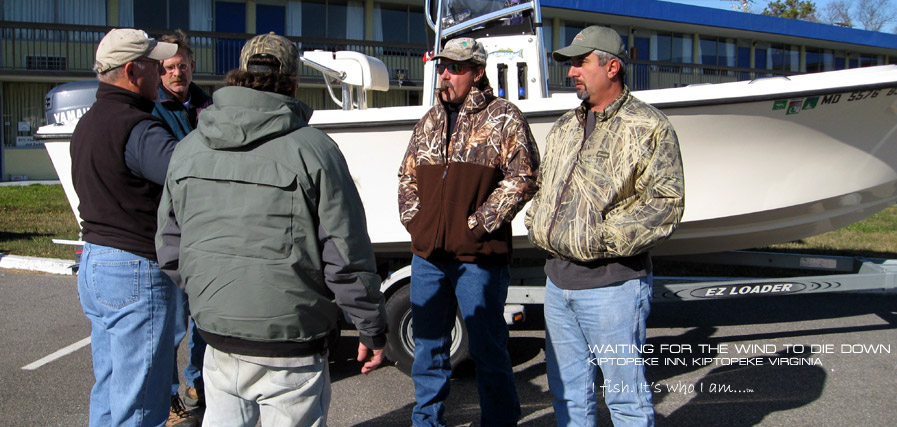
top-left (21, 337), bottom-right (91, 370)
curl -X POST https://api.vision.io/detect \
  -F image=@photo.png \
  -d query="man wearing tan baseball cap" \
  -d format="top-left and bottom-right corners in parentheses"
top-left (94, 28), bottom-right (178, 74)
top-left (71, 28), bottom-right (186, 427)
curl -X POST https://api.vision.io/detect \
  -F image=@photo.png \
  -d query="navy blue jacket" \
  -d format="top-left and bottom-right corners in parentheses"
top-left (152, 83), bottom-right (212, 140)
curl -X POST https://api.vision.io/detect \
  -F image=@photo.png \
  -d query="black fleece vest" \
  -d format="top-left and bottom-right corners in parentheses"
top-left (71, 82), bottom-right (168, 260)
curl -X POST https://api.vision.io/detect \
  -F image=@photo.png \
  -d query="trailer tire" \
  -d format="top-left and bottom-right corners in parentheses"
top-left (385, 283), bottom-right (469, 376)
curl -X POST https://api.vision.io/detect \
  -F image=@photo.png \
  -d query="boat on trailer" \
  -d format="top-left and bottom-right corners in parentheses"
top-left (40, 0), bottom-right (897, 258)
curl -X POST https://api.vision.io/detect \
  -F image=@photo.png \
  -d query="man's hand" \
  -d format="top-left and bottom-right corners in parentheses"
top-left (357, 342), bottom-right (387, 375)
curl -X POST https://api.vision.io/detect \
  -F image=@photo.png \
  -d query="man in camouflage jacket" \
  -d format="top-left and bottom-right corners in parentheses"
top-left (525, 26), bottom-right (684, 427)
top-left (397, 37), bottom-right (539, 427)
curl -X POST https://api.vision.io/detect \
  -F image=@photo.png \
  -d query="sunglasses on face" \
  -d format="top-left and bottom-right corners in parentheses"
top-left (436, 62), bottom-right (468, 75)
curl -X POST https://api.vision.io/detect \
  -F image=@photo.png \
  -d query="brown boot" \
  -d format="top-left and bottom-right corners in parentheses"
top-left (167, 395), bottom-right (199, 427)
top-left (183, 386), bottom-right (205, 407)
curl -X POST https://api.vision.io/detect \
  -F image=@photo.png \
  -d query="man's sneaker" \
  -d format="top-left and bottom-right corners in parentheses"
top-left (167, 395), bottom-right (199, 427)
top-left (183, 386), bottom-right (205, 407)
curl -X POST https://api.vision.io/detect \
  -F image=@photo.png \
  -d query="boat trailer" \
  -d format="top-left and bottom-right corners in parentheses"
top-left (502, 250), bottom-right (897, 305)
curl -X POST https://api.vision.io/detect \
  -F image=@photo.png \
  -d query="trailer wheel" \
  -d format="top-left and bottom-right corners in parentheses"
top-left (385, 283), bottom-right (469, 375)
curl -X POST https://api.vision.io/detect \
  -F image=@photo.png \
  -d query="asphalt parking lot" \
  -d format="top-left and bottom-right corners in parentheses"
top-left (2, 268), bottom-right (896, 426)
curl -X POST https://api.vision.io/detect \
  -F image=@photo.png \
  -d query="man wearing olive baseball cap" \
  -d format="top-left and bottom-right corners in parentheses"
top-left (157, 32), bottom-right (388, 425)
top-left (525, 25), bottom-right (684, 427)
top-left (71, 28), bottom-right (186, 427)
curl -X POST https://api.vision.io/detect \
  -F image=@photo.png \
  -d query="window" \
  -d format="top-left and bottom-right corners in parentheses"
top-left (302, 1), bottom-right (326, 38)
top-left (737, 45), bottom-right (751, 68)
top-left (653, 32), bottom-right (691, 64)
top-left (700, 37), bottom-right (717, 66)
top-left (3, 0), bottom-right (104, 25)
top-left (563, 24), bottom-right (584, 46)
top-left (633, 36), bottom-right (649, 61)
top-left (302, 0), bottom-right (363, 40)
top-left (834, 53), bottom-right (846, 70)
top-left (25, 55), bottom-right (67, 71)
top-left (655, 34), bottom-right (671, 62)
top-left (328, 1), bottom-right (348, 39)
top-left (805, 48), bottom-right (822, 73)
top-left (542, 21), bottom-right (552, 54)
top-left (257, 4), bottom-right (285, 35)
top-left (134, 0), bottom-right (189, 31)
top-left (380, 3), bottom-right (426, 44)
top-left (822, 50), bottom-right (834, 71)
top-left (859, 54), bottom-right (878, 68)
top-left (671, 34), bottom-right (690, 63)
top-left (768, 44), bottom-right (786, 72)
top-left (754, 45), bottom-right (767, 69)
top-left (3, 82), bottom-right (54, 148)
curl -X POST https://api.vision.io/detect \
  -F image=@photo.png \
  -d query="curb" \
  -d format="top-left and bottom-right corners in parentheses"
top-left (0, 254), bottom-right (76, 276)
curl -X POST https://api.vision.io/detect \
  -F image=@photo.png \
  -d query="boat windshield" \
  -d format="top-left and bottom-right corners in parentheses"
top-left (438, 0), bottom-right (533, 32)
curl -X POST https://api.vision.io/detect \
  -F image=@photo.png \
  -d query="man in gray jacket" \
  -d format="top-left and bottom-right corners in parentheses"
top-left (156, 32), bottom-right (388, 426)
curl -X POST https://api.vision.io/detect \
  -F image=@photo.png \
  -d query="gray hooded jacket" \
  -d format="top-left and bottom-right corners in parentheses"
top-left (157, 86), bottom-right (387, 354)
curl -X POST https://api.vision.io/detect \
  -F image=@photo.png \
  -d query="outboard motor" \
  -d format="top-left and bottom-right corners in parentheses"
top-left (34, 80), bottom-right (99, 247)
top-left (44, 80), bottom-right (98, 126)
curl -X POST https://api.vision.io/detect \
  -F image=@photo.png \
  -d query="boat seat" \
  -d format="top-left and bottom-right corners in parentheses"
top-left (302, 50), bottom-right (390, 92)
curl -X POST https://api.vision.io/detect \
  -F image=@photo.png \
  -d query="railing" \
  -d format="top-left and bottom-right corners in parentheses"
top-left (0, 21), bottom-right (428, 85)
top-left (0, 21), bottom-right (823, 90)
top-left (0, 22), bottom-right (105, 75)
top-left (546, 58), bottom-right (801, 91)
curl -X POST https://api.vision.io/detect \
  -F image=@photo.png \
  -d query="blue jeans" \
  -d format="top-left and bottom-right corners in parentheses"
top-left (77, 242), bottom-right (177, 427)
top-left (171, 287), bottom-right (206, 395)
top-left (544, 276), bottom-right (654, 427)
top-left (410, 255), bottom-right (520, 427)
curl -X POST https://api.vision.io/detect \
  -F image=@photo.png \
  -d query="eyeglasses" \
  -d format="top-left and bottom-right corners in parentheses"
top-left (163, 63), bottom-right (191, 73)
top-left (436, 62), bottom-right (468, 75)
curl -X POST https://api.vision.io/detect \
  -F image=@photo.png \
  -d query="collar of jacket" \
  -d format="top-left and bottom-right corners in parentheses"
top-left (438, 86), bottom-right (495, 115)
top-left (156, 82), bottom-right (211, 108)
top-left (576, 85), bottom-right (630, 124)
top-left (96, 81), bottom-right (156, 113)
top-left (197, 86), bottom-right (314, 149)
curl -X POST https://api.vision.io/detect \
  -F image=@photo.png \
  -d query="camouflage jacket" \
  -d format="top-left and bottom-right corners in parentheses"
top-left (398, 87), bottom-right (539, 262)
top-left (525, 87), bottom-right (685, 261)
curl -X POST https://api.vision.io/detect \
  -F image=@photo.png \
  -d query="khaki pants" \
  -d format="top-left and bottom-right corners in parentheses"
top-left (201, 346), bottom-right (330, 427)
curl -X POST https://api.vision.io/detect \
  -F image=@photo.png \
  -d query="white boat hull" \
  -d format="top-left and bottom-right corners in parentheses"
top-left (310, 66), bottom-right (897, 255)
top-left (39, 66), bottom-right (897, 256)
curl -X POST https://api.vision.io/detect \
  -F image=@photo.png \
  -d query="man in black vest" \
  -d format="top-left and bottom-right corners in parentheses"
top-left (70, 28), bottom-right (182, 427)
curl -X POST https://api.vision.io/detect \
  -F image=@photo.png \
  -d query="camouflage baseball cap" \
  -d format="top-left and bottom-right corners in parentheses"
top-left (94, 29), bottom-right (177, 73)
top-left (432, 37), bottom-right (487, 66)
top-left (239, 32), bottom-right (299, 76)
top-left (553, 26), bottom-right (627, 62)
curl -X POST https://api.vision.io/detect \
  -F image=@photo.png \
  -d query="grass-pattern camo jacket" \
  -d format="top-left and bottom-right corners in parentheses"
top-left (525, 87), bottom-right (685, 262)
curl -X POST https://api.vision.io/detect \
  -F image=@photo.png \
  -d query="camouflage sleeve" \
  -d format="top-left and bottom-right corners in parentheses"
top-left (599, 122), bottom-right (685, 257)
top-left (469, 106), bottom-right (541, 234)
top-left (398, 122), bottom-right (422, 227)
